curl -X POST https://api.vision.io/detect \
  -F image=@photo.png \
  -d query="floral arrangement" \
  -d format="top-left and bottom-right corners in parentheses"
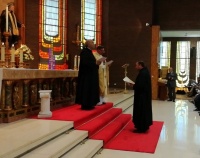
top-left (15, 44), bottom-right (34, 61)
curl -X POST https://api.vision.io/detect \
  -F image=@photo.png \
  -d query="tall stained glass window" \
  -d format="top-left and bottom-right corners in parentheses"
top-left (81, 0), bottom-right (102, 46)
top-left (39, 0), bottom-right (67, 70)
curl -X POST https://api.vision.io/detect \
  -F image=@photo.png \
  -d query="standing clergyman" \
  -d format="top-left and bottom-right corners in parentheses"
top-left (130, 61), bottom-right (153, 133)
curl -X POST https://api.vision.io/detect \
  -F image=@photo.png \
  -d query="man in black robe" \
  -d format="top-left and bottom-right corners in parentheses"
top-left (75, 40), bottom-right (102, 110)
top-left (166, 67), bottom-right (177, 102)
top-left (132, 61), bottom-right (153, 133)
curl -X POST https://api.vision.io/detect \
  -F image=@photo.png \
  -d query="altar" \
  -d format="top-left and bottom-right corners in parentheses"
top-left (0, 68), bottom-right (78, 123)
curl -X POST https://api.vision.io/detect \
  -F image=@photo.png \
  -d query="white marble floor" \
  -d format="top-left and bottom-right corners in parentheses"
top-left (1, 91), bottom-right (200, 158)
top-left (95, 94), bottom-right (200, 158)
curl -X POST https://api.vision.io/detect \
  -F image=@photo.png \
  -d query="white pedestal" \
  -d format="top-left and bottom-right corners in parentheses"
top-left (38, 90), bottom-right (52, 118)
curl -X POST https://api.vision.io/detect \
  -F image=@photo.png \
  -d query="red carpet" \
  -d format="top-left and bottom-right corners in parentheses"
top-left (76, 108), bottom-right (123, 136)
top-left (91, 114), bottom-right (132, 144)
top-left (104, 121), bottom-right (164, 153)
top-left (31, 102), bottom-right (163, 153)
top-left (32, 102), bottom-right (113, 127)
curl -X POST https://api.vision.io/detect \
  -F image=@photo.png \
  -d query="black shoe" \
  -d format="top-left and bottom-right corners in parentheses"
top-left (133, 129), bottom-right (143, 133)
top-left (81, 106), bottom-right (95, 110)
top-left (189, 100), bottom-right (195, 104)
top-left (133, 128), bottom-right (148, 133)
top-left (173, 100), bottom-right (175, 102)
top-left (167, 99), bottom-right (172, 101)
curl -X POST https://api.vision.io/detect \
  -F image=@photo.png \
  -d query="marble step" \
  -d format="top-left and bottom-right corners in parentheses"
top-left (21, 130), bottom-right (88, 158)
top-left (0, 92), bottom-right (133, 158)
top-left (114, 98), bottom-right (133, 111)
top-left (0, 119), bottom-right (73, 158)
top-left (105, 90), bottom-right (133, 106)
top-left (123, 105), bottom-right (133, 114)
top-left (61, 139), bottom-right (103, 158)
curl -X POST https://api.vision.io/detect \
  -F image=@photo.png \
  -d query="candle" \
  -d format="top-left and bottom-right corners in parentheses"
top-left (6, 5), bottom-right (8, 32)
top-left (77, 56), bottom-right (80, 70)
top-left (76, 25), bottom-right (80, 40)
top-left (20, 49), bottom-right (23, 63)
top-left (74, 55), bottom-right (77, 69)
top-left (11, 45), bottom-right (15, 62)
top-left (1, 43), bottom-right (5, 61)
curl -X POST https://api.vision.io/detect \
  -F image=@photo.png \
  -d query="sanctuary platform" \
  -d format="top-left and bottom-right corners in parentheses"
top-left (0, 68), bottom-right (78, 123)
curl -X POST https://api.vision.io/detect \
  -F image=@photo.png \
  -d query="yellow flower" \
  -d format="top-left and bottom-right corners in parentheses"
top-left (15, 44), bottom-right (34, 61)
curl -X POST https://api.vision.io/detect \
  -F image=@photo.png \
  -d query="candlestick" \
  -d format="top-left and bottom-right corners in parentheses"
top-left (74, 55), bottom-right (77, 69)
top-left (76, 25), bottom-right (80, 40)
top-left (6, 5), bottom-right (8, 32)
top-left (20, 49), bottom-right (23, 63)
top-left (11, 44), bottom-right (15, 62)
top-left (1, 43), bottom-right (5, 61)
top-left (77, 56), bottom-right (80, 70)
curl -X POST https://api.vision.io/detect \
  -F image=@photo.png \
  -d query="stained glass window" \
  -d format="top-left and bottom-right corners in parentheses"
top-left (39, 0), bottom-right (67, 70)
top-left (81, 0), bottom-right (102, 46)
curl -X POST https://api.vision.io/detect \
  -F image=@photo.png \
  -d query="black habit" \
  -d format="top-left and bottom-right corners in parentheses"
top-left (166, 71), bottom-right (177, 101)
top-left (75, 47), bottom-right (100, 110)
top-left (133, 67), bottom-right (153, 131)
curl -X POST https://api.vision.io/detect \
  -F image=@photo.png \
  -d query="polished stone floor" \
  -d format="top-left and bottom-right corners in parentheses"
top-left (95, 94), bottom-right (200, 158)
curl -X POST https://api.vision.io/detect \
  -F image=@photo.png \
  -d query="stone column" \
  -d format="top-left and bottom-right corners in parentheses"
top-left (22, 80), bottom-right (30, 107)
top-left (38, 90), bottom-right (52, 118)
top-left (37, 79), bottom-right (43, 103)
top-left (4, 80), bottom-right (13, 110)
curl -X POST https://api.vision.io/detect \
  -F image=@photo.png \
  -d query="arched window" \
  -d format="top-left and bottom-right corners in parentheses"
top-left (81, 0), bottom-right (102, 46)
top-left (39, 0), bottom-right (67, 70)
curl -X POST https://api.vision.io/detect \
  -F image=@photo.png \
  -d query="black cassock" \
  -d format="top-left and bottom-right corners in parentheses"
top-left (75, 47), bottom-right (100, 110)
top-left (133, 67), bottom-right (153, 131)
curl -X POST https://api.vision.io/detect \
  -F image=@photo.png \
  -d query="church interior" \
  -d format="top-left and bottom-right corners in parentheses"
top-left (0, 0), bottom-right (200, 157)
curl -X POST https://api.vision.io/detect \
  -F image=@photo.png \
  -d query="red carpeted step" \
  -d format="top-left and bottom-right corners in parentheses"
top-left (31, 102), bottom-right (113, 128)
top-left (91, 114), bottom-right (132, 145)
top-left (104, 121), bottom-right (164, 153)
top-left (76, 108), bottom-right (122, 136)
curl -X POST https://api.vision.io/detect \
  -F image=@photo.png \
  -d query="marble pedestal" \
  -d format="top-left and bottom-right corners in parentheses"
top-left (38, 90), bottom-right (52, 118)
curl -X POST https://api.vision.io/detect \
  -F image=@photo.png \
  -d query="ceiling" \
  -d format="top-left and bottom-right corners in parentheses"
top-left (160, 30), bottom-right (200, 37)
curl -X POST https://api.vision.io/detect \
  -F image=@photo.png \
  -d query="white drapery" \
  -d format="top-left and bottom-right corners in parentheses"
top-left (176, 41), bottom-right (190, 87)
top-left (196, 42), bottom-right (200, 81)
top-left (159, 41), bottom-right (171, 68)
